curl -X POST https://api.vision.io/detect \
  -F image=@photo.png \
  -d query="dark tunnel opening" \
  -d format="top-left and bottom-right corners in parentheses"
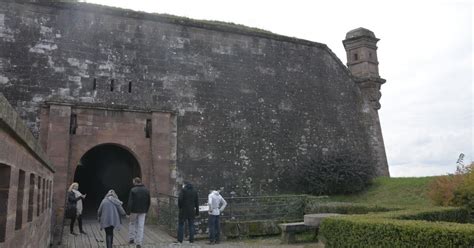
top-left (73, 144), bottom-right (141, 218)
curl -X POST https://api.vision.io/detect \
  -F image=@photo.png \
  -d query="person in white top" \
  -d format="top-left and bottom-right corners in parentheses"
top-left (207, 190), bottom-right (227, 244)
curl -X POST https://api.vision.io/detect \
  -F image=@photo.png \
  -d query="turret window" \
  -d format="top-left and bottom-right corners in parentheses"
top-left (353, 53), bottom-right (359, 61)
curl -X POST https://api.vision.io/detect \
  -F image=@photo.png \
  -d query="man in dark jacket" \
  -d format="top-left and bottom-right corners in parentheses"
top-left (127, 177), bottom-right (150, 248)
top-left (176, 181), bottom-right (199, 243)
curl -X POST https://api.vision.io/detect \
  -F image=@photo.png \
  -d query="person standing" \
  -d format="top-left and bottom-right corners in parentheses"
top-left (127, 177), bottom-right (150, 248)
top-left (98, 190), bottom-right (126, 248)
top-left (176, 181), bottom-right (199, 243)
top-left (208, 189), bottom-right (227, 244)
top-left (66, 182), bottom-right (87, 235)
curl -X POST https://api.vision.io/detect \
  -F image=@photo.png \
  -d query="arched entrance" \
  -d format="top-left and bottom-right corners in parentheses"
top-left (73, 144), bottom-right (141, 217)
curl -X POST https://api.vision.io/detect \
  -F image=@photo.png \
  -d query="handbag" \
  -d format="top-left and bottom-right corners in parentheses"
top-left (65, 204), bottom-right (76, 219)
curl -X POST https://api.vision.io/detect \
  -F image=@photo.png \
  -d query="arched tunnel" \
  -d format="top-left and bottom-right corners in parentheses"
top-left (73, 144), bottom-right (141, 218)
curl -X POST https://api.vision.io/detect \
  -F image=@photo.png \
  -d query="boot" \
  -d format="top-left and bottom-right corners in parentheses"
top-left (70, 218), bottom-right (77, 235)
top-left (106, 235), bottom-right (113, 248)
top-left (78, 215), bottom-right (86, 234)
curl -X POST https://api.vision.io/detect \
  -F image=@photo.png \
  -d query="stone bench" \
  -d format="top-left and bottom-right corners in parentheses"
top-left (304, 213), bottom-right (341, 227)
top-left (278, 213), bottom-right (341, 244)
top-left (278, 222), bottom-right (317, 244)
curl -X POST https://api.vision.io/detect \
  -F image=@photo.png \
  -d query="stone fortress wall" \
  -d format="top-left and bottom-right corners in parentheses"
top-left (0, 1), bottom-right (388, 197)
top-left (0, 93), bottom-right (54, 248)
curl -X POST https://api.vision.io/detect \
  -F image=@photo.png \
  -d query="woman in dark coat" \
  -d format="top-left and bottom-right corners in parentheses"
top-left (66, 182), bottom-right (86, 235)
top-left (98, 190), bottom-right (126, 248)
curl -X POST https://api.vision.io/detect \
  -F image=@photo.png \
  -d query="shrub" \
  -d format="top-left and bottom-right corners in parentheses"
top-left (453, 163), bottom-right (474, 211)
top-left (293, 152), bottom-right (375, 195)
top-left (304, 199), bottom-right (394, 214)
top-left (395, 207), bottom-right (470, 223)
top-left (428, 162), bottom-right (473, 209)
top-left (428, 175), bottom-right (464, 206)
top-left (320, 208), bottom-right (474, 248)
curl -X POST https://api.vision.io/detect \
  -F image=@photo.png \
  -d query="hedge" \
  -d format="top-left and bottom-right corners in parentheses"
top-left (320, 208), bottom-right (474, 248)
top-left (305, 201), bottom-right (395, 215)
top-left (395, 207), bottom-right (470, 223)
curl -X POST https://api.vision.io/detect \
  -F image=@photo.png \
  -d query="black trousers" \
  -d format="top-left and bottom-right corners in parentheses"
top-left (70, 214), bottom-right (83, 233)
top-left (104, 226), bottom-right (114, 248)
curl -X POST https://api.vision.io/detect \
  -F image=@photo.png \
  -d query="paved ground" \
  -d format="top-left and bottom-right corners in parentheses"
top-left (168, 238), bottom-right (325, 248)
top-left (61, 220), bottom-right (323, 247)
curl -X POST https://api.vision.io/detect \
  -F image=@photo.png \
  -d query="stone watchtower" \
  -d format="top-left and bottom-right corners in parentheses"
top-left (343, 27), bottom-right (390, 176)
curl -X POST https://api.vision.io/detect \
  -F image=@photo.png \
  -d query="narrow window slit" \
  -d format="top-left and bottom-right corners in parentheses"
top-left (27, 174), bottom-right (34, 222)
top-left (36, 177), bottom-right (41, 217)
top-left (69, 114), bottom-right (77, 135)
top-left (145, 119), bottom-right (152, 138)
top-left (15, 170), bottom-right (25, 230)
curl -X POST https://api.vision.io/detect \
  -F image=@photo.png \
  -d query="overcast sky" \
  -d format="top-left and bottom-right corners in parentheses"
top-left (84, 0), bottom-right (473, 177)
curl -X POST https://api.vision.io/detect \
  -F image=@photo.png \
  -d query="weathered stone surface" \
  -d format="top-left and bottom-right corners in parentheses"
top-left (343, 28), bottom-right (389, 176)
top-left (278, 222), bottom-right (316, 244)
top-left (0, 93), bottom-right (54, 248)
top-left (0, 94), bottom-right (53, 171)
top-left (304, 213), bottom-right (340, 227)
top-left (0, 0), bottom-right (388, 198)
top-left (278, 222), bottom-right (307, 232)
top-left (223, 220), bottom-right (282, 238)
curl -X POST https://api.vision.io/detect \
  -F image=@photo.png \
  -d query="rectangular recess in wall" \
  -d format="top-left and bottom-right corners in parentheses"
top-left (41, 178), bottom-right (45, 213)
top-left (46, 181), bottom-right (49, 210)
top-left (49, 181), bottom-right (53, 209)
top-left (145, 119), bottom-right (152, 138)
top-left (15, 170), bottom-right (25, 230)
top-left (36, 177), bottom-right (41, 216)
top-left (48, 181), bottom-right (52, 209)
top-left (0, 164), bottom-right (12, 242)
top-left (27, 174), bottom-right (35, 222)
top-left (69, 113), bottom-right (77, 135)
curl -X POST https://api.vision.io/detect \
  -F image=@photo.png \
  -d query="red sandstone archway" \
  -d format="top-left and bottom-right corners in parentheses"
top-left (73, 143), bottom-right (141, 217)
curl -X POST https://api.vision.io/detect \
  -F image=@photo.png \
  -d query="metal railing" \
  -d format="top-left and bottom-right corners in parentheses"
top-left (157, 193), bottom-right (306, 234)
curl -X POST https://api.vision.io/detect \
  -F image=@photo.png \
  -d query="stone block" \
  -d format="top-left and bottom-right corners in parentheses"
top-left (278, 222), bottom-right (316, 244)
top-left (304, 213), bottom-right (341, 227)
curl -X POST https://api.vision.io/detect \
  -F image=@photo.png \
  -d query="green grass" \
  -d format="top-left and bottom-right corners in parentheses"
top-left (325, 177), bottom-right (435, 208)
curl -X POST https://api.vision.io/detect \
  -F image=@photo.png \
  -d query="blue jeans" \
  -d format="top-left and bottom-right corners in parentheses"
top-left (208, 215), bottom-right (220, 242)
top-left (177, 216), bottom-right (195, 242)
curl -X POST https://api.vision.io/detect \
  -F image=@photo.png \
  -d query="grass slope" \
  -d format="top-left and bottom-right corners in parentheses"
top-left (326, 177), bottom-right (435, 208)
